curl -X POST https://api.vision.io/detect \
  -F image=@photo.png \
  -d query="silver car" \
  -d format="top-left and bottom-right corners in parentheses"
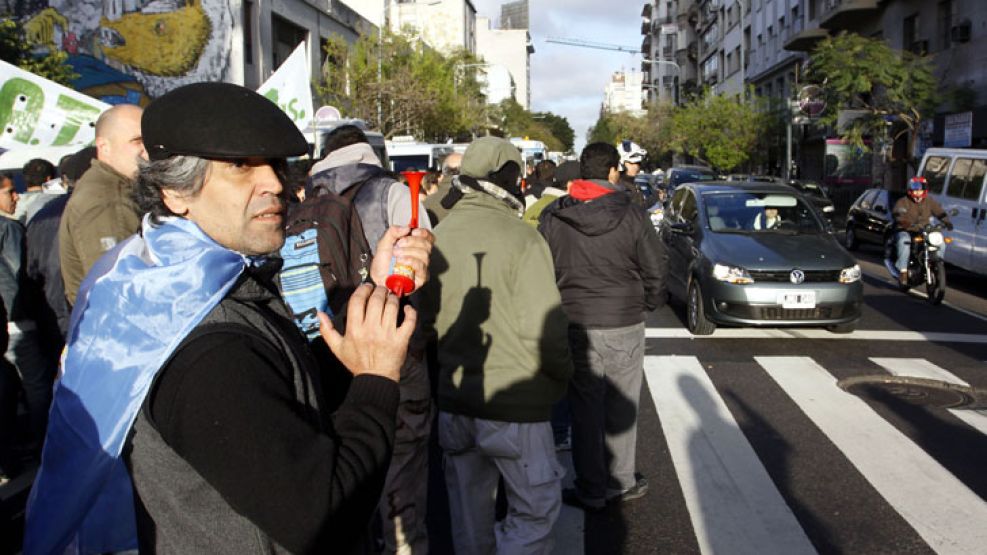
top-left (660, 182), bottom-right (863, 335)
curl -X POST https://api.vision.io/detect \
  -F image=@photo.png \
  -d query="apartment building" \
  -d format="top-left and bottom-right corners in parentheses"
top-left (346, 0), bottom-right (477, 55)
top-left (605, 70), bottom-right (647, 116)
top-left (476, 16), bottom-right (534, 108)
top-left (640, 0), bottom-right (701, 105)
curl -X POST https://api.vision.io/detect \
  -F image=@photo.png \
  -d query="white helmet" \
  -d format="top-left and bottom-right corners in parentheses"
top-left (618, 140), bottom-right (647, 170)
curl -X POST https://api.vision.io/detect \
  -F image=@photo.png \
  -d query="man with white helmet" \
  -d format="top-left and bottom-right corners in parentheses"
top-left (617, 140), bottom-right (648, 206)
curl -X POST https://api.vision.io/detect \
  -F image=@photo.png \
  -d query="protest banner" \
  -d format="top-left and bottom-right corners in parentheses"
top-left (0, 59), bottom-right (109, 149)
top-left (257, 43), bottom-right (314, 134)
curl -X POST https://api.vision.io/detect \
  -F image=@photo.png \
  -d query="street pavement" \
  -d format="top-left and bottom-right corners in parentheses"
top-left (4, 248), bottom-right (985, 554)
top-left (547, 254), bottom-right (987, 554)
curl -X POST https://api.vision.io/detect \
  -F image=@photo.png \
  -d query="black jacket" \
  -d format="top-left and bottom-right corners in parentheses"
top-left (538, 189), bottom-right (668, 328)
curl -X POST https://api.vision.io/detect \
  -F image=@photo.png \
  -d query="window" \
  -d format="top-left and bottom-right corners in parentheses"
top-left (903, 13), bottom-right (918, 52)
top-left (939, 1), bottom-right (952, 50)
top-left (808, 0), bottom-right (816, 20)
top-left (945, 158), bottom-right (986, 200)
top-left (681, 191), bottom-right (698, 222)
top-left (272, 15), bottom-right (307, 69)
top-left (922, 155), bottom-right (950, 194)
top-left (243, 0), bottom-right (253, 65)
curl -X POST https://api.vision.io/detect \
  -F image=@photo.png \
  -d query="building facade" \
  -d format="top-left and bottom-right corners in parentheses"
top-left (476, 16), bottom-right (533, 108)
top-left (640, 0), bottom-right (701, 106)
top-left (500, 0), bottom-right (529, 30)
top-left (4, 0), bottom-right (370, 104)
top-left (604, 70), bottom-right (647, 116)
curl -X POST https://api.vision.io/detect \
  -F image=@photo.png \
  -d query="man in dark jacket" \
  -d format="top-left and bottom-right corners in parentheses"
top-left (25, 83), bottom-right (434, 554)
top-left (308, 124), bottom-right (433, 554)
top-left (538, 142), bottom-right (668, 511)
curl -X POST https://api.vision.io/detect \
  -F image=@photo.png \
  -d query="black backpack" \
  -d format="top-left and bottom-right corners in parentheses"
top-left (279, 185), bottom-right (372, 339)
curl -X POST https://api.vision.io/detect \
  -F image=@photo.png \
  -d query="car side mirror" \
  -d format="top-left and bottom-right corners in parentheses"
top-left (949, 208), bottom-right (959, 216)
top-left (670, 221), bottom-right (693, 234)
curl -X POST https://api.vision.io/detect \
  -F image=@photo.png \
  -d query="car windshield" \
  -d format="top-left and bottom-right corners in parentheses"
top-left (702, 191), bottom-right (824, 234)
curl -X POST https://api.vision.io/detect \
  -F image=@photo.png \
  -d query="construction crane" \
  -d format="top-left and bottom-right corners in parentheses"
top-left (544, 37), bottom-right (640, 54)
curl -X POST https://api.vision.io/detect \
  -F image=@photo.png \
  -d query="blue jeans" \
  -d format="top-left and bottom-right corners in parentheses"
top-left (896, 231), bottom-right (947, 272)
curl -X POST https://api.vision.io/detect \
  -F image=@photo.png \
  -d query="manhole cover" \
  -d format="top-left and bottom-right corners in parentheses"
top-left (838, 376), bottom-right (987, 409)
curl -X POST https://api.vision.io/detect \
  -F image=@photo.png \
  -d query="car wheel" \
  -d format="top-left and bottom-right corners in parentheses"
top-left (687, 281), bottom-right (716, 336)
top-left (827, 322), bottom-right (857, 334)
top-left (844, 225), bottom-right (859, 251)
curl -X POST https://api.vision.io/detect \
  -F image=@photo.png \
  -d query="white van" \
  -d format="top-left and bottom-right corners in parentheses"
top-left (916, 147), bottom-right (987, 275)
top-left (305, 118), bottom-right (389, 169)
top-left (385, 137), bottom-right (454, 172)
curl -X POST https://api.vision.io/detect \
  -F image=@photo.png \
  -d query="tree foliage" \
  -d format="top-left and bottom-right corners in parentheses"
top-left (319, 28), bottom-right (570, 148)
top-left (318, 29), bottom-right (487, 140)
top-left (0, 17), bottom-right (77, 86)
top-left (807, 31), bottom-right (938, 163)
top-left (667, 88), bottom-right (762, 173)
top-left (533, 111), bottom-right (575, 153)
top-left (586, 103), bottom-right (673, 166)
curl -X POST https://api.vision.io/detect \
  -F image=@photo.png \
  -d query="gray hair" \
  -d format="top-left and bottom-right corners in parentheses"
top-left (134, 155), bottom-right (210, 225)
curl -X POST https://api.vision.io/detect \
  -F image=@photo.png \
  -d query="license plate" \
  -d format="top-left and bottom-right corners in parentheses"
top-left (777, 291), bottom-right (816, 309)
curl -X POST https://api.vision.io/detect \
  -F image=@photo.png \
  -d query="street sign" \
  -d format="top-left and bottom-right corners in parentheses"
top-left (944, 111), bottom-right (973, 148)
top-left (797, 85), bottom-right (826, 118)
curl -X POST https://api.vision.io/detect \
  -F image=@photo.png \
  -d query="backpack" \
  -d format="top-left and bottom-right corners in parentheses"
top-left (279, 187), bottom-right (372, 339)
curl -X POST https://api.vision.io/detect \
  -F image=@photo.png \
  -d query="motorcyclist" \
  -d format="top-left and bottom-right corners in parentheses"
top-left (617, 139), bottom-right (648, 206)
top-left (892, 176), bottom-right (953, 285)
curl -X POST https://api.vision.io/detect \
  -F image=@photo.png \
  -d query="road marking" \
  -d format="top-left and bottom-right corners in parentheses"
top-left (644, 356), bottom-right (816, 555)
top-left (645, 328), bottom-right (987, 344)
top-left (757, 356), bottom-right (987, 554)
top-left (869, 357), bottom-right (987, 437)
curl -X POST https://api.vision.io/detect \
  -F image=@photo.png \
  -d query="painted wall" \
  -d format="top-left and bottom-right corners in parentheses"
top-left (11, 0), bottom-right (369, 104)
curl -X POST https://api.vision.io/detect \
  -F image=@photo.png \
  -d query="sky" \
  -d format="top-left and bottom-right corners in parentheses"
top-left (471, 0), bottom-right (645, 152)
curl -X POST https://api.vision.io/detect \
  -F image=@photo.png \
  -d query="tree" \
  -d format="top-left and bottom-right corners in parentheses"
top-left (318, 29), bottom-right (487, 140)
top-left (0, 16), bottom-right (77, 86)
top-left (491, 98), bottom-right (565, 151)
top-left (807, 32), bottom-right (937, 168)
top-left (585, 104), bottom-right (673, 165)
top-left (533, 111), bottom-right (575, 153)
top-left (667, 88), bottom-right (762, 173)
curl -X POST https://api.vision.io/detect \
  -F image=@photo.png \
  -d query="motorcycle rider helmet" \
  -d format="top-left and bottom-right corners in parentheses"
top-left (907, 176), bottom-right (928, 201)
top-left (618, 140), bottom-right (647, 171)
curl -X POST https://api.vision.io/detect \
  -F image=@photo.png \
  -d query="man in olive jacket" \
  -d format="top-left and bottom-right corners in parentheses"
top-left (58, 104), bottom-right (146, 305)
top-left (420, 137), bottom-right (573, 555)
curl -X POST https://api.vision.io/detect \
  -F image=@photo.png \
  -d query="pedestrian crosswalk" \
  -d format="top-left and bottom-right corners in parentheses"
top-left (636, 354), bottom-right (987, 555)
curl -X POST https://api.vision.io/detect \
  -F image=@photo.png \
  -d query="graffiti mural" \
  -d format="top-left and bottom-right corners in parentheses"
top-left (8, 0), bottom-right (233, 104)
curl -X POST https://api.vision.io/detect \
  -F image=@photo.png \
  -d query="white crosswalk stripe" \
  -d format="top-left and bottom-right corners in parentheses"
top-left (753, 356), bottom-right (987, 554)
top-left (869, 357), bottom-right (987, 438)
top-left (644, 356), bottom-right (816, 555)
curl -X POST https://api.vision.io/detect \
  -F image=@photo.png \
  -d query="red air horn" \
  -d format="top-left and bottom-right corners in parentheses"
top-left (385, 170), bottom-right (428, 296)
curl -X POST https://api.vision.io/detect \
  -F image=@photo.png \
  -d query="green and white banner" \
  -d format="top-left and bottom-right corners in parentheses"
top-left (0, 60), bottom-right (109, 150)
top-left (257, 43), bottom-right (313, 133)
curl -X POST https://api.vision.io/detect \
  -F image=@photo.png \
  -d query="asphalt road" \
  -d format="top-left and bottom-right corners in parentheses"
top-left (4, 244), bottom-right (985, 554)
top-left (563, 250), bottom-right (987, 554)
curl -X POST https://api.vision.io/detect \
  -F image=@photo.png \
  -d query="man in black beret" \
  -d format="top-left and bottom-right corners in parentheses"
top-left (25, 82), bottom-right (435, 554)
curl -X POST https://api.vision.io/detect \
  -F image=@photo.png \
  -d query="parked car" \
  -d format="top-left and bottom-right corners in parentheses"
top-left (660, 182), bottom-right (863, 335)
top-left (917, 147), bottom-right (987, 276)
top-left (843, 187), bottom-right (903, 251)
top-left (786, 179), bottom-right (836, 220)
top-left (666, 165), bottom-right (718, 190)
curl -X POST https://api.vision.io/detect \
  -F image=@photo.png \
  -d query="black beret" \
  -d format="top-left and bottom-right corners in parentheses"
top-left (142, 82), bottom-right (308, 161)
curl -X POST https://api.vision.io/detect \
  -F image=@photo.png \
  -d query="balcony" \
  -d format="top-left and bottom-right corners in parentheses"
top-left (784, 27), bottom-right (828, 51)
top-left (819, 0), bottom-right (879, 30)
top-left (642, 34), bottom-right (652, 53)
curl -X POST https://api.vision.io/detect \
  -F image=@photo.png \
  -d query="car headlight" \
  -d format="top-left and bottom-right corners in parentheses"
top-left (927, 231), bottom-right (944, 246)
top-left (713, 263), bottom-right (754, 284)
top-left (822, 205), bottom-right (835, 213)
top-left (839, 264), bottom-right (861, 284)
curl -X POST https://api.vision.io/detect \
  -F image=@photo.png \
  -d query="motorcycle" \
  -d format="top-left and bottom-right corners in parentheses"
top-left (884, 223), bottom-right (951, 305)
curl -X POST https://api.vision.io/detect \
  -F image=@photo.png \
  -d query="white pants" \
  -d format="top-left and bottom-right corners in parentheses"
top-left (438, 412), bottom-right (564, 555)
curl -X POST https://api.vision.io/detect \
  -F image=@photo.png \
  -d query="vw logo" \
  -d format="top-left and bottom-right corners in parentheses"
top-left (790, 269), bottom-right (805, 284)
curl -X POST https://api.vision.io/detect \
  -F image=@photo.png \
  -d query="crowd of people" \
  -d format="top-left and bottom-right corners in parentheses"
top-left (2, 81), bottom-right (669, 555)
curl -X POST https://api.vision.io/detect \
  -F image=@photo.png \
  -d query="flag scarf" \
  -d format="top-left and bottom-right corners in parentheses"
top-left (24, 215), bottom-right (250, 554)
